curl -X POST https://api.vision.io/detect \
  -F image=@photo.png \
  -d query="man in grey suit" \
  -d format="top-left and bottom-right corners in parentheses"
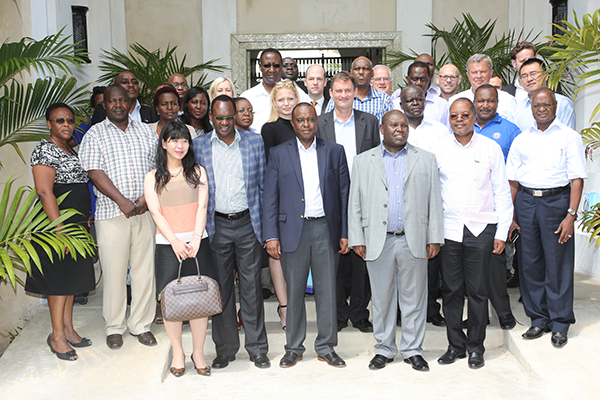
top-left (348, 110), bottom-right (444, 371)
top-left (317, 71), bottom-right (380, 334)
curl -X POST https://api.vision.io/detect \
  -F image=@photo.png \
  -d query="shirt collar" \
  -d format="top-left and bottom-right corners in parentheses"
top-left (452, 131), bottom-right (477, 148)
top-left (533, 117), bottom-right (561, 133)
top-left (381, 142), bottom-right (408, 158)
top-left (210, 128), bottom-right (241, 145)
top-left (131, 100), bottom-right (141, 115)
top-left (297, 137), bottom-right (317, 151)
top-left (334, 110), bottom-right (355, 124)
top-left (475, 113), bottom-right (501, 129)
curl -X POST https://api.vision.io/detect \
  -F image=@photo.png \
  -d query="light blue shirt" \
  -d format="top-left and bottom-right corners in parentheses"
top-left (382, 143), bottom-right (407, 232)
top-left (334, 111), bottom-right (357, 176)
top-left (211, 129), bottom-right (249, 213)
top-left (510, 93), bottom-right (576, 132)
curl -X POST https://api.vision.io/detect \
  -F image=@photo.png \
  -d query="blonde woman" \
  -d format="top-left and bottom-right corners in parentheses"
top-left (208, 77), bottom-right (237, 102)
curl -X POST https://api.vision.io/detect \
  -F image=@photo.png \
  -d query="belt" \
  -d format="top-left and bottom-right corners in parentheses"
top-left (215, 209), bottom-right (250, 220)
top-left (519, 184), bottom-right (569, 197)
top-left (304, 216), bottom-right (325, 220)
top-left (387, 230), bottom-right (405, 236)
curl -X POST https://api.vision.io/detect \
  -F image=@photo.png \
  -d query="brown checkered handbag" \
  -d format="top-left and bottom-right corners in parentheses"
top-left (160, 258), bottom-right (223, 322)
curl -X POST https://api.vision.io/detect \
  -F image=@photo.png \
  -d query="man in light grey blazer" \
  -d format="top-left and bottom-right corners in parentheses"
top-left (348, 110), bottom-right (444, 371)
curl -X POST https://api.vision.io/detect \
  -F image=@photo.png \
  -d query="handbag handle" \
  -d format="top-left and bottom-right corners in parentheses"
top-left (176, 256), bottom-right (202, 282)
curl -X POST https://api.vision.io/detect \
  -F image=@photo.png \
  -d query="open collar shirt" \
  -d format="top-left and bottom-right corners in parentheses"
top-left (333, 110), bottom-right (357, 176)
top-left (431, 132), bottom-right (513, 242)
top-left (297, 138), bottom-right (325, 217)
top-left (211, 129), bottom-right (249, 213)
top-left (382, 143), bottom-right (407, 232)
top-left (79, 117), bottom-right (156, 220)
top-left (506, 118), bottom-right (587, 189)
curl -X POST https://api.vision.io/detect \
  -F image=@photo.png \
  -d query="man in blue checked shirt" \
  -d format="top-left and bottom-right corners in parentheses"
top-left (325, 56), bottom-right (393, 124)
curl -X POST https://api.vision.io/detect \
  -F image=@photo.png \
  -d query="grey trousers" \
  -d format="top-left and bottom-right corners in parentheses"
top-left (210, 213), bottom-right (268, 358)
top-left (280, 218), bottom-right (338, 356)
top-left (366, 234), bottom-right (427, 359)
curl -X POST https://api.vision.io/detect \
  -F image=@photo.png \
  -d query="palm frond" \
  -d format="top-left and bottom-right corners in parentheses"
top-left (97, 43), bottom-right (227, 106)
top-left (0, 176), bottom-right (96, 290)
top-left (0, 26), bottom-right (86, 86)
top-left (0, 76), bottom-right (89, 166)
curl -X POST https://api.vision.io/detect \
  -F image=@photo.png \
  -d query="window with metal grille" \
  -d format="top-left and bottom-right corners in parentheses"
top-left (72, 6), bottom-right (91, 63)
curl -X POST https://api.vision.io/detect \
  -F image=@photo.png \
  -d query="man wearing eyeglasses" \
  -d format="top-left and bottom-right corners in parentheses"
top-left (167, 73), bottom-right (189, 113)
top-left (371, 65), bottom-right (393, 96)
top-left (506, 88), bottom-right (586, 349)
top-left (193, 95), bottom-right (270, 370)
top-left (449, 54), bottom-right (517, 124)
top-left (509, 58), bottom-right (575, 132)
top-left (91, 71), bottom-right (158, 126)
top-left (436, 64), bottom-right (462, 101)
top-left (431, 98), bottom-right (513, 369)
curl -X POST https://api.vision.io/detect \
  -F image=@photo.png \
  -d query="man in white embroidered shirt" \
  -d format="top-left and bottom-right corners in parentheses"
top-left (432, 98), bottom-right (513, 369)
top-left (506, 88), bottom-right (586, 348)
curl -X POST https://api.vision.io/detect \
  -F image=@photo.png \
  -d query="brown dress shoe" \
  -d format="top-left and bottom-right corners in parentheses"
top-left (106, 334), bottom-right (123, 349)
top-left (130, 331), bottom-right (157, 346)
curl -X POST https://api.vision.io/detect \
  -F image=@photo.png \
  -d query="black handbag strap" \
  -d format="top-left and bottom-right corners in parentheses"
top-left (177, 256), bottom-right (202, 280)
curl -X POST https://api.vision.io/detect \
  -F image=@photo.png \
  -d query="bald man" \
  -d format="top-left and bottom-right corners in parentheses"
top-left (303, 64), bottom-right (329, 115)
top-left (436, 64), bottom-right (462, 101)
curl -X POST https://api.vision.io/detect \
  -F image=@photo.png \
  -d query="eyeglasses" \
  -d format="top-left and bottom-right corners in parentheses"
top-left (213, 115), bottom-right (235, 121)
top-left (261, 63), bottom-right (281, 69)
top-left (283, 62), bottom-right (297, 68)
top-left (438, 75), bottom-right (459, 81)
top-left (49, 118), bottom-right (76, 125)
top-left (371, 77), bottom-right (391, 82)
top-left (519, 71), bottom-right (541, 80)
top-left (449, 113), bottom-right (473, 120)
top-left (532, 103), bottom-right (553, 110)
top-left (171, 83), bottom-right (189, 89)
top-left (237, 109), bottom-right (254, 115)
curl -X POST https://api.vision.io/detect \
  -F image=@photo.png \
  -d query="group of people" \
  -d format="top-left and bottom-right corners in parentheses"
top-left (26, 41), bottom-right (586, 375)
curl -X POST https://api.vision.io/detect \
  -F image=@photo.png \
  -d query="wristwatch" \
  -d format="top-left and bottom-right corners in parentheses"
top-left (567, 208), bottom-right (577, 217)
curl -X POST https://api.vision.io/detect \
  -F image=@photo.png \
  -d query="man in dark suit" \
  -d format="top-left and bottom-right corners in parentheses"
top-left (193, 95), bottom-right (269, 369)
top-left (91, 71), bottom-right (158, 125)
top-left (317, 71), bottom-right (380, 334)
top-left (303, 64), bottom-right (330, 115)
top-left (263, 103), bottom-right (350, 368)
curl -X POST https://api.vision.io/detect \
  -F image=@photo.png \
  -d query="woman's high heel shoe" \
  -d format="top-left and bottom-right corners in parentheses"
top-left (192, 354), bottom-right (211, 376)
top-left (277, 304), bottom-right (287, 331)
top-left (170, 355), bottom-right (185, 377)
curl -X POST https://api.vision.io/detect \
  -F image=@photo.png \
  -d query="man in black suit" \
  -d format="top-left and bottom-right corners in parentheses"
top-left (91, 71), bottom-right (158, 125)
top-left (263, 103), bottom-right (350, 368)
top-left (304, 64), bottom-right (330, 115)
top-left (317, 71), bottom-right (380, 334)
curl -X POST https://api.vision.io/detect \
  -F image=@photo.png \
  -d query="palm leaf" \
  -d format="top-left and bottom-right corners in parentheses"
top-left (0, 76), bottom-right (89, 167)
top-left (97, 43), bottom-right (227, 106)
top-left (0, 177), bottom-right (96, 290)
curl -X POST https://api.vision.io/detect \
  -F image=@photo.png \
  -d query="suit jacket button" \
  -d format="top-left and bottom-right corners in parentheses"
top-left (301, 215), bottom-right (304, 219)
top-left (302, 199), bottom-right (305, 202)
top-left (383, 204), bottom-right (387, 208)
top-left (383, 221), bottom-right (387, 225)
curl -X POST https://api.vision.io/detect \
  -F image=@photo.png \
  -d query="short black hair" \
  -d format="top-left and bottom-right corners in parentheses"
top-left (291, 102), bottom-right (316, 119)
top-left (451, 97), bottom-right (476, 115)
top-left (407, 61), bottom-right (431, 77)
top-left (91, 86), bottom-right (106, 108)
top-left (260, 48), bottom-right (282, 64)
top-left (46, 103), bottom-right (74, 121)
top-left (474, 83), bottom-right (498, 99)
top-left (519, 58), bottom-right (545, 75)
top-left (210, 95), bottom-right (237, 114)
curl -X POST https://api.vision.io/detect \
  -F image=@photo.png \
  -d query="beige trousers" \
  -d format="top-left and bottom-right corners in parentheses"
top-left (96, 212), bottom-right (156, 336)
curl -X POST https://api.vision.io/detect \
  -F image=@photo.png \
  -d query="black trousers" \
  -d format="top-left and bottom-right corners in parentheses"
top-left (515, 188), bottom-right (575, 333)
top-left (427, 255), bottom-right (442, 317)
top-left (487, 251), bottom-right (512, 319)
top-left (210, 213), bottom-right (268, 358)
top-left (336, 250), bottom-right (371, 324)
top-left (440, 224), bottom-right (496, 354)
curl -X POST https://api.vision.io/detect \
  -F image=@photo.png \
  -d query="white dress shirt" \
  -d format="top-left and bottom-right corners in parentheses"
top-left (334, 111), bottom-right (357, 176)
top-left (450, 88), bottom-right (518, 124)
top-left (506, 119), bottom-right (587, 188)
top-left (431, 133), bottom-right (513, 242)
top-left (408, 118), bottom-right (450, 152)
top-left (130, 100), bottom-right (142, 122)
top-left (297, 138), bottom-right (325, 217)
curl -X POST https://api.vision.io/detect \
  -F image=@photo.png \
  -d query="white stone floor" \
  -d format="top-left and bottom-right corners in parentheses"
top-left (0, 272), bottom-right (599, 400)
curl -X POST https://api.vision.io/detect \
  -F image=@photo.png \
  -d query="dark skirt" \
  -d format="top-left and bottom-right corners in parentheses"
top-left (25, 183), bottom-right (96, 296)
top-left (155, 238), bottom-right (217, 301)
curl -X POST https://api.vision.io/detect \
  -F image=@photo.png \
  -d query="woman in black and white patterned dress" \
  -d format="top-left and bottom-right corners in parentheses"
top-left (27, 103), bottom-right (95, 361)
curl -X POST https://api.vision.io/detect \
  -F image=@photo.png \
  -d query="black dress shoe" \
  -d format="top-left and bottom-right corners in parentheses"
top-left (506, 274), bottom-right (520, 288)
top-left (279, 351), bottom-right (303, 368)
top-left (249, 353), bottom-right (271, 368)
top-left (368, 354), bottom-right (393, 369)
top-left (522, 326), bottom-right (550, 340)
top-left (353, 319), bottom-right (373, 333)
top-left (404, 355), bottom-right (429, 371)
top-left (212, 355), bottom-right (236, 369)
top-left (318, 351), bottom-right (346, 367)
top-left (500, 314), bottom-right (517, 330)
top-left (262, 288), bottom-right (272, 299)
top-left (427, 314), bottom-right (446, 327)
top-left (437, 349), bottom-right (466, 364)
top-left (551, 332), bottom-right (568, 348)
top-left (468, 352), bottom-right (485, 369)
top-left (337, 319), bottom-right (348, 332)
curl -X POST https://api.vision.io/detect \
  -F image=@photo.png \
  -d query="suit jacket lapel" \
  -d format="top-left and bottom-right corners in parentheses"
top-left (354, 112), bottom-right (366, 152)
top-left (316, 138), bottom-right (327, 192)
top-left (239, 131), bottom-right (250, 184)
top-left (288, 140), bottom-right (304, 192)
top-left (323, 114), bottom-right (336, 142)
top-left (369, 147), bottom-right (387, 187)
top-left (405, 144), bottom-right (418, 182)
